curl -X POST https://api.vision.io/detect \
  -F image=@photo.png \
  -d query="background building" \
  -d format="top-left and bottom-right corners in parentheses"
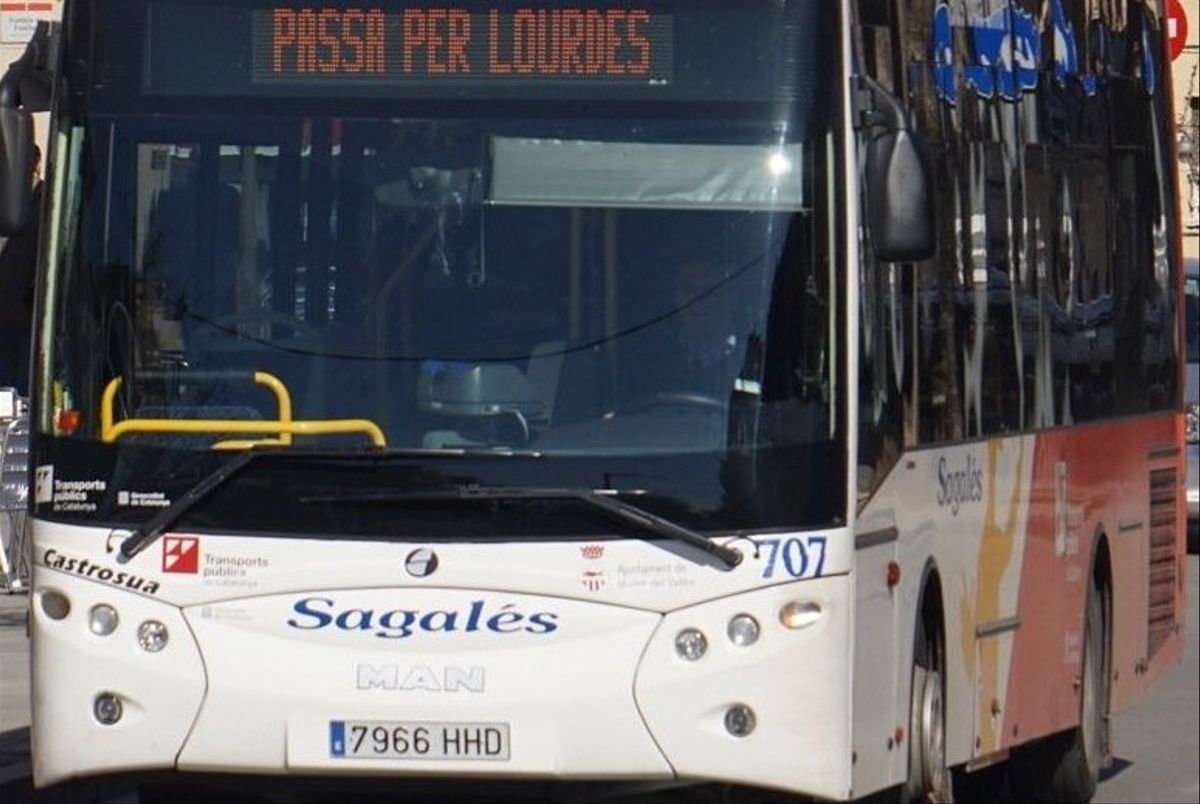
top-left (1172, 0), bottom-right (1198, 258)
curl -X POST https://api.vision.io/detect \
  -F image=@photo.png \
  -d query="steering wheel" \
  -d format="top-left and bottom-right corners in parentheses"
top-left (624, 391), bottom-right (727, 414)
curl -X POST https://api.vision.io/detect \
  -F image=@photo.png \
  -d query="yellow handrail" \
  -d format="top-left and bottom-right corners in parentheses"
top-left (99, 372), bottom-right (386, 448)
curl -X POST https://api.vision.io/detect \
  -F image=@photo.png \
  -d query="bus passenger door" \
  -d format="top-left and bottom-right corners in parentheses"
top-left (850, 0), bottom-right (912, 794)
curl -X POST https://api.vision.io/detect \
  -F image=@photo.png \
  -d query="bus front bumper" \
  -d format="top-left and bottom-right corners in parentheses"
top-left (32, 575), bottom-right (851, 799)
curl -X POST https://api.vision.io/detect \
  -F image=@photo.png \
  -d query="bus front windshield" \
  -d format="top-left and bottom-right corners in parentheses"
top-left (39, 0), bottom-right (843, 533)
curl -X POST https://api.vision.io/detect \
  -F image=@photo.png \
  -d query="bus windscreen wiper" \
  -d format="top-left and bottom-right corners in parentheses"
top-left (117, 446), bottom-right (549, 560)
top-left (302, 485), bottom-right (743, 570)
top-left (118, 447), bottom-right (400, 560)
top-left (118, 449), bottom-right (261, 560)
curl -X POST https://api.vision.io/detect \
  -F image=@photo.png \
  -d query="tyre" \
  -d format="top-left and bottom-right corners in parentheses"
top-left (902, 605), bottom-right (953, 804)
top-left (1012, 579), bottom-right (1109, 802)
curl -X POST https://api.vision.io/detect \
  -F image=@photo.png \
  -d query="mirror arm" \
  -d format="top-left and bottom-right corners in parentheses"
top-left (852, 74), bottom-right (910, 135)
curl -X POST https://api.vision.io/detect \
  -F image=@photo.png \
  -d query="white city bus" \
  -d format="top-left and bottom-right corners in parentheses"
top-left (0, 0), bottom-right (1188, 801)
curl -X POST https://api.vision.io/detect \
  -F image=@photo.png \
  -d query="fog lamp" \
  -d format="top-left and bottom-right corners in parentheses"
top-left (137, 620), bottom-right (169, 653)
top-left (88, 604), bottom-right (119, 636)
top-left (724, 704), bottom-right (756, 737)
top-left (674, 628), bottom-right (708, 661)
top-left (727, 614), bottom-right (760, 646)
top-left (93, 693), bottom-right (123, 725)
top-left (40, 591), bottom-right (70, 621)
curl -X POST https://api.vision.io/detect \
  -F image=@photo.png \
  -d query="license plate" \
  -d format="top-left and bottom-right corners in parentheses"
top-left (329, 720), bottom-right (510, 760)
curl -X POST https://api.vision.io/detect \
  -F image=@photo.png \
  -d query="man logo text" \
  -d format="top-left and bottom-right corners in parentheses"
top-left (356, 664), bottom-right (485, 692)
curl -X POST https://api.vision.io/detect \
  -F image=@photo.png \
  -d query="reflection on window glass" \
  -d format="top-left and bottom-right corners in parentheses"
top-left (39, 0), bottom-right (844, 531)
top-left (1187, 276), bottom-right (1198, 363)
top-left (82, 120), bottom-right (834, 458)
top-left (43, 113), bottom-right (844, 528)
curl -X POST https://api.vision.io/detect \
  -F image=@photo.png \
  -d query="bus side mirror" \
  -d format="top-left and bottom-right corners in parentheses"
top-left (0, 20), bottom-right (54, 235)
top-left (0, 106), bottom-right (34, 236)
top-left (866, 129), bottom-right (935, 262)
top-left (858, 76), bottom-right (935, 263)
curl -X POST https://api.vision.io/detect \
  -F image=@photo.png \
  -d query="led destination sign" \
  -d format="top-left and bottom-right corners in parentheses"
top-left (254, 6), bottom-right (673, 85)
top-left (136, 1), bottom-right (815, 103)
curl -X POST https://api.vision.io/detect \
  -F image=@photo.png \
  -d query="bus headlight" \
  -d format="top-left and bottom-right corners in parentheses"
top-left (137, 620), bottom-right (169, 653)
top-left (675, 628), bottom-right (708, 661)
top-left (88, 604), bottom-right (119, 636)
top-left (93, 693), bottom-right (123, 725)
top-left (727, 614), bottom-right (760, 646)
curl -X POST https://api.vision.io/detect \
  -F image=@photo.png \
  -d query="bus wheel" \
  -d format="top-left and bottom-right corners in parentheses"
top-left (1013, 579), bottom-right (1109, 802)
top-left (904, 606), bottom-right (953, 803)
top-left (1054, 579), bottom-right (1109, 800)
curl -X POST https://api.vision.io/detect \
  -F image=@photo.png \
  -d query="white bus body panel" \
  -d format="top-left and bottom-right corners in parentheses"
top-left (31, 520), bottom-right (855, 798)
top-left (849, 509), bottom-right (903, 796)
top-left (851, 438), bottom-right (1036, 796)
top-left (636, 575), bottom-right (852, 800)
top-left (30, 566), bottom-right (206, 786)
top-left (179, 589), bottom-right (669, 777)
top-left (27, 521), bottom-right (851, 610)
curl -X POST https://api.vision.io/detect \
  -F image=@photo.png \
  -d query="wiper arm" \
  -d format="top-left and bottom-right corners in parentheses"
top-left (302, 485), bottom-right (743, 571)
top-left (118, 449), bottom-right (261, 560)
top-left (570, 488), bottom-right (743, 571)
top-left (118, 446), bottom-right (401, 560)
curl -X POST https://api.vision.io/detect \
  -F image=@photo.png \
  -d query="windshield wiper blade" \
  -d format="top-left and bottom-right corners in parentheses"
top-left (302, 485), bottom-right (743, 571)
top-left (119, 449), bottom-right (260, 560)
top-left (118, 446), bottom-right (398, 560)
top-left (569, 489), bottom-right (743, 570)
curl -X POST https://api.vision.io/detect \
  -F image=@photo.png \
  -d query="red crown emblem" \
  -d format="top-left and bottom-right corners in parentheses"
top-left (580, 544), bottom-right (605, 560)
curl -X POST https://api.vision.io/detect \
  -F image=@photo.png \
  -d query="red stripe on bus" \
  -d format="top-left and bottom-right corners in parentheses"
top-left (0, 3), bottom-right (31, 11)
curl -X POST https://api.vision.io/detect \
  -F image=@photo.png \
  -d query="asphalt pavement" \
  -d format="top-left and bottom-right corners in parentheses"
top-left (1, 557), bottom-right (1197, 804)
top-left (1091, 551), bottom-right (1199, 804)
